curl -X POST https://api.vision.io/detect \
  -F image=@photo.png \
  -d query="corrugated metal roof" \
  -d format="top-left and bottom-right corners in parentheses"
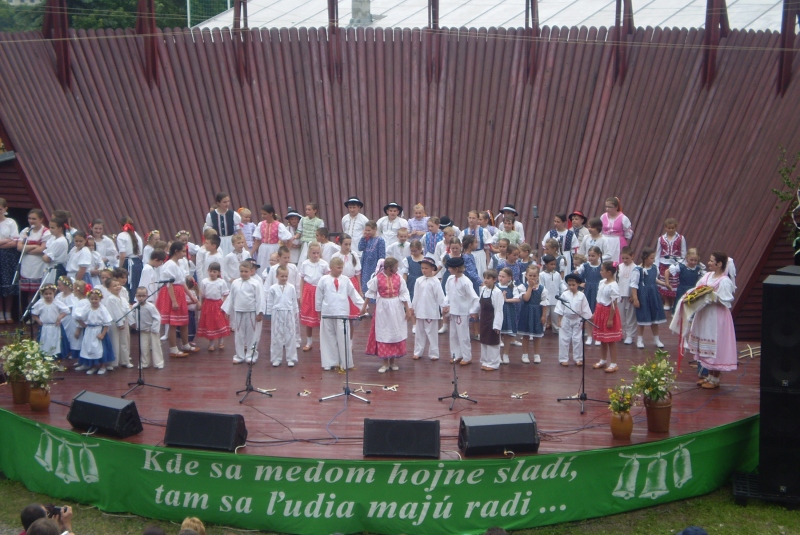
top-left (0, 26), bottom-right (798, 316)
top-left (199, 0), bottom-right (791, 32)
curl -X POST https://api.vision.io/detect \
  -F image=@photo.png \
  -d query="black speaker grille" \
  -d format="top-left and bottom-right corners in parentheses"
top-left (761, 276), bottom-right (800, 391)
top-left (759, 444), bottom-right (800, 497)
top-left (363, 419), bottom-right (440, 458)
top-left (66, 390), bottom-right (142, 438)
top-left (164, 409), bottom-right (247, 452)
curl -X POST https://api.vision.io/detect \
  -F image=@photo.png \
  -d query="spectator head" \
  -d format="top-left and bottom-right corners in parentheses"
top-left (142, 526), bottom-right (166, 535)
top-left (177, 530), bottom-right (199, 535)
top-left (27, 518), bottom-right (60, 535)
top-left (181, 517), bottom-right (206, 535)
top-left (483, 528), bottom-right (509, 535)
top-left (677, 528), bottom-right (709, 535)
top-left (21, 504), bottom-right (47, 530)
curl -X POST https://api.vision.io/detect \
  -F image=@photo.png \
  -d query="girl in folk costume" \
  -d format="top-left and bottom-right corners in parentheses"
top-left (142, 230), bottom-right (160, 264)
top-left (461, 210), bottom-right (491, 278)
top-left (204, 191), bottom-right (242, 256)
top-left (266, 264), bottom-right (299, 367)
top-left (74, 288), bottom-right (114, 375)
top-left (103, 277), bottom-right (132, 369)
top-left (668, 248), bottom-right (704, 314)
top-left (156, 242), bottom-right (199, 358)
top-left (295, 202), bottom-right (325, 265)
top-left (497, 267), bottom-right (521, 365)
top-left (284, 208), bottom-right (303, 264)
top-left (32, 284), bottom-right (69, 361)
top-left (618, 246), bottom-right (638, 344)
top-left (402, 240), bottom-right (425, 303)
top-left (422, 217), bottom-right (442, 256)
top-left (477, 269), bottom-right (505, 371)
top-left (517, 266), bottom-right (549, 364)
top-left (363, 257), bottom-right (412, 373)
top-left (541, 213), bottom-right (575, 272)
top-left (498, 204), bottom-right (525, 243)
top-left (316, 258), bottom-right (365, 371)
top-left (238, 208), bottom-right (257, 250)
top-left (66, 231), bottom-right (92, 284)
top-left (575, 246), bottom-right (603, 345)
top-left (298, 242), bottom-right (330, 351)
top-left (434, 226), bottom-right (457, 272)
top-left (90, 220), bottom-right (118, 269)
top-left (17, 209), bottom-right (50, 316)
top-left (197, 262), bottom-right (230, 352)
top-left (592, 261), bottom-right (623, 373)
top-left (42, 215), bottom-right (70, 285)
top-left (358, 220), bottom-right (385, 292)
top-left (655, 217), bottom-right (687, 311)
top-left (410, 256), bottom-right (445, 360)
top-left (630, 247), bottom-right (666, 349)
top-left (671, 252), bottom-right (737, 390)
top-left (86, 237), bottom-right (106, 288)
top-left (443, 256), bottom-right (480, 364)
top-left (175, 230), bottom-right (200, 268)
top-left (332, 235), bottom-right (363, 318)
top-left (341, 196), bottom-right (369, 257)
top-left (480, 210), bottom-right (498, 237)
top-left (600, 197), bottom-right (633, 262)
top-left (116, 216), bottom-right (144, 304)
top-left (0, 198), bottom-right (20, 323)
top-left (408, 203), bottom-right (430, 240)
top-left (56, 277), bottom-right (80, 360)
top-left (252, 203), bottom-right (293, 270)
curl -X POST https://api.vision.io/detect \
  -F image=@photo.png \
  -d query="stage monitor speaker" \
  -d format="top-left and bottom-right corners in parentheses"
top-left (775, 265), bottom-right (800, 277)
top-left (363, 419), bottom-right (440, 458)
top-left (66, 390), bottom-right (143, 438)
top-left (761, 275), bottom-right (800, 391)
top-left (458, 412), bottom-right (539, 456)
top-left (759, 442), bottom-right (800, 497)
top-left (164, 409), bottom-right (247, 452)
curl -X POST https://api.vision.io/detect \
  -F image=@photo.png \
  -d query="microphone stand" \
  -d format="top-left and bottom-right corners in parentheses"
top-left (237, 342), bottom-right (273, 403)
top-left (13, 232), bottom-right (30, 321)
top-left (20, 266), bottom-right (55, 341)
top-left (320, 315), bottom-right (369, 404)
top-left (556, 295), bottom-right (609, 414)
top-left (533, 205), bottom-right (540, 257)
top-left (438, 353), bottom-right (478, 410)
top-left (122, 282), bottom-right (171, 398)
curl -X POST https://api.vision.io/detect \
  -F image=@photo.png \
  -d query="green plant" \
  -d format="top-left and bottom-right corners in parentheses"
top-left (607, 380), bottom-right (634, 413)
top-left (630, 349), bottom-right (676, 402)
top-left (772, 145), bottom-right (800, 244)
top-left (0, 339), bottom-right (57, 390)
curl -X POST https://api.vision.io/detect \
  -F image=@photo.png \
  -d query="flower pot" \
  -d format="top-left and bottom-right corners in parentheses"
top-left (610, 411), bottom-right (633, 440)
top-left (644, 393), bottom-right (672, 433)
top-left (10, 378), bottom-right (31, 404)
top-left (29, 387), bottom-right (51, 412)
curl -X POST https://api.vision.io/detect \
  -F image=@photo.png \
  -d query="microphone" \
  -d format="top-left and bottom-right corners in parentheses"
top-left (533, 205), bottom-right (539, 219)
top-left (555, 294), bottom-right (569, 304)
top-left (157, 278), bottom-right (175, 284)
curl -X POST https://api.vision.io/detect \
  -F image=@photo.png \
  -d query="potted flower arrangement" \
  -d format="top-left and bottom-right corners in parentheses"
top-left (631, 349), bottom-right (676, 433)
top-left (0, 338), bottom-right (57, 409)
top-left (608, 380), bottom-right (634, 440)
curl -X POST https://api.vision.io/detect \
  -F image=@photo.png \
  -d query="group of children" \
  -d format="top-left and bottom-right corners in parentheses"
top-left (14, 192), bottom-right (736, 386)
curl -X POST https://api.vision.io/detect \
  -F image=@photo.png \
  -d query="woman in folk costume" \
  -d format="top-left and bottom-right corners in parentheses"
top-left (363, 257), bottom-right (412, 373)
top-left (252, 203), bottom-right (293, 270)
top-left (600, 197), bottom-right (633, 263)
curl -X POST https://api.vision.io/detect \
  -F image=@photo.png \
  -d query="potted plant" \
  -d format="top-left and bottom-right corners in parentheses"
top-left (0, 338), bottom-right (56, 409)
top-left (608, 380), bottom-right (635, 440)
top-left (631, 349), bottom-right (676, 433)
top-left (25, 349), bottom-right (58, 412)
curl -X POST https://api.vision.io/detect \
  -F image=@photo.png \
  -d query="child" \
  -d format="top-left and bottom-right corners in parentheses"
top-left (66, 231), bottom-right (92, 284)
top-left (156, 242), bottom-right (199, 358)
top-left (461, 210), bottom-right (491, 277)
top-left (410, 256), bottom-right (445, 360)
top-left (517, 266), bottom-right (548, 364)
top-left (669, 248), bottom-right (704, 313)
top-left (130, 287), bottom-right (164, 369)
top-left (316, 257), bottom-right (365, 370)
top-left (575, 246), bottom-right (603, 345)
top-left (316, 227), bottom-right (341, 262)
top-left (298, 242), bottom-right (330, 351)
top-left (438, 215), bottom-right (460, 235)
top-left (295, 202), bottom-right (325, 265)
top-left (363, 257), bottom-right (411, 372)
top-left (376, 202), bottom-right (409, 249)
top-left (32, 284), bottom-right (69, 364)
top-left (386, 228), bottom-right (411, 268)
top-left (175, 230), bottom-right (199, 276)
top-left (17, 209), bottom-right (50, 316)
top-left (205, 191), bottom-right (242, 256)
top-left (578, 218), bottom-right (611, 262)
top-left (402, 240), bottom-right (425, 303)
top-left (592, 261), bottom-right (622, 372)
top-left (569, 210), bottom-right (589, 249)
top-left (252, 203), bottom-right (293, 269)
top-left (41, 215), bottom-right (69, 285)
top-left (285, 207), bottom-right (303, 264)
top-left (196, 235), bottom-right (224, 286)
top-left (342, 196), bottom-right (369, 256)
top-left (422, 217), bottom-right (442, 256)
top-left (479, 211), bottom-right (497, 237)
top-left (498, 204), bottom-right (525, 242)
top-left (408, 203), bottom-right (429, 240)
top-left (656, 217), bottom-right (687, 311)
top-left (540, 254), bottom-right (564, 334)
top-left (492, 216), bottom-right (521, 247)
top-left (489, 238), bottom-right (509, 271)
top-left (112, 268), bottom-right (130, 303)
top-left (222, 260), bottom-right (265, 364)
top-left (197, 262), bottom-right (230, 351)
top-left (358, 221), bottom-right (385, 292)
top-left (89, 219), bottom-right (117, 268)
top-left (496, 243), bottom-right (524, 285)
top-left (601, 196), bottom-right (633, 262)
top-left (55, 277), bottom-right (79, 361)
top-left (478, 269), bottom-right (505, 371)
top-left (86, 237), bottom-right (105, 288)
top-left (142, 230), bottom-right (161, 264)
top-left (139, 250), bottom-right (166, 304)
top-left (497, 267), bottom-right (520, 364)
top-left (555, 273), bottom-right (593, 366)
top-left (238, 208), bottom-right (256, 250)
top-left (541, 213), bottom-right (575, 272)
top-left (630, 247), bottom-right (666, 349)
top-left (332, 235), bottom-right (362, 308)
top-left (572, 254), bottom-right (586, 272)
top-left (223, 234), bottom-right (252, 285)
top-left (263, 246), bottom-right (301, 294)
top-left (442, 256), bottom-right (480, 365)
top-left (184, 277), bottom-right (200, 346)
top-left (266, 264), bottom-right (299, 367)
top-left (618, 246), bottom-right (637, 344)
top-left (103, 278), bottom-right (132, 370)
top-left (518, 243), bottom-right (534, 271)
top-left (543, 238), bottom-right (568, 279)
top-left (434, 226), bottom-right (456, 271)
top-left (461, 235), bottom-right (485, 293)
top-left (440, 237), bottom-right (465, 295)
top-left (116, 217), bottom-right (144, 303)
top-left (74, 288), bottom-right (114, 375)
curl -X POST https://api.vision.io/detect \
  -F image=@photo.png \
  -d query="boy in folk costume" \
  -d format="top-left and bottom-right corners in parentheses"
top-left (266, 264), bottom-right (299, 367)
top-left (130, 287), bottom-right (164, 369)
top-left (410, 256), bottom-right (445, 360)
top-left (222, 260), bottom-right (265, 364)
top-left (341, 196), bottom-right (369, 258)
top-left (316, 258), bottom-right (365, 371)
top-left (555, 273), bottom-right (593, 366)
top-left (442, 256), bottom-right (480, 365)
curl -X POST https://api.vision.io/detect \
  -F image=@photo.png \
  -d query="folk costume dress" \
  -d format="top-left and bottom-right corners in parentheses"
top-left (103, 292), bottom-right (132, 367)
top-left (221, 276), bottom-right (265, 363)
top-left (576, 262), bottom-right (603, 312)
top-left (554, 290), bottom-right (593, 364)
top-left (223, 249), bottom-right (252, 285)
top-left (42, 236), bottom-right (69, 285)
top-left (541, 228), bottom-right (575, 272)
top-left (57, 292), bottom-right (80, 359)
top-left (253, 219), bottom-right (293, 270)
top-left (358, 236), bottom-right (385, 291)
top-left (197, 278), bottom-right (231, 340)
top-left (630, 265), bottom-right (666, 326)
top-left (77, 304), bottom-right (115, 366)
top-left (461, 227), bottom-right (492, 278)
top-left (498, 282), bottom-right (521, 336)
top-left (403, 255), bottom-right (423, 302)
top-left (375, 216), bottom-right (409, 249)
top-left (600, 212), bottom-right (633, 263)
top-left (18, 225), bottom-right (50, 293)
top-left (66, 246), bottom-right (93, 284)
top-left (299, 259), bottom-right (330, 328)
top-left (205, 208), bottom-right (241, 256)
top-left (155, 261), bottom-right (190, 326)
top-left (316, 275), bottom-right (364, 369)
top-left (479, 286), bottom-right (505, 369)
top-left (0, 217), bottom-right (20, 299)
top-left (443, 274), bottom-right (480, 363)
top-left (592, 280), bottom-right (623, 343)
top-left (668, 262), bottom-right (704, 313)
top-left (656, 233), bottom-right (687, 300)
top-left (32, 300), bottom-right (69, 357)
top-left (365, 268), bottom-right (411, 359)
top-left (517, 282), bottom-right (548, 338)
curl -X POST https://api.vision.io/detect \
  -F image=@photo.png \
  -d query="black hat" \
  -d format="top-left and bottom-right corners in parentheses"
top-left (420, 255), bottom-right (438, 272)
top-left (445, 256), bottom-right (464, 268)
top-left (285, 207), bottom-right (301, 219)
top-left (344, 196), bottom-right (364, 208)
top-left (564, 273), bottom-right (583, 284)
top-left (439, 216), bottom-right (454, 229)
top-left (383, 202), bottom-right (402, 214)
top-left (499, 204), bottom-right (519, 216)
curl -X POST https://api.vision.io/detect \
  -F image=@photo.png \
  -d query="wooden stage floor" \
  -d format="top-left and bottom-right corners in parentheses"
top-left (0, 319), bottom-right (761, 460)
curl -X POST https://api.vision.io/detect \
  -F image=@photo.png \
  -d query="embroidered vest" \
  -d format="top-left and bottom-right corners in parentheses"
top-left (549, 229), bottom-right (573, 254)
top-left (259, 221), bottom-right (280, 244)
top-left (300, 217), bottom-right (321, 243)
top-left (210, 210), bottom-right (236, 237)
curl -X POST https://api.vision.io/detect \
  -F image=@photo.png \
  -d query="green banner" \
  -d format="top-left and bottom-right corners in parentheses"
top-left (0, 409), bottom-right (758, 535)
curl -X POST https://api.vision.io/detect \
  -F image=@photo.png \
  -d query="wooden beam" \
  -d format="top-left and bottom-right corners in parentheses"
top-left (135, 0), bottom-right (159, 86)
top-left (525, 0), bottom-right (539, 84)
top-left (42, 0), bottom-right (70, 89)
top-left (427, 0), bottom-right (441, 84)
top-left (777, 0), bottom-right (799, 95)
top-left (702, 0), bottom-right (730, 89)
top-left (614, 0), bottom-right (634, 84)
top-left (326, 0), bottom-right (341, 83)
top-left (233, 0), bottom-right (250, 86)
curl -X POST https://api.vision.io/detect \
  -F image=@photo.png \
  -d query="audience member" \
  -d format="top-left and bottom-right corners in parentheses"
top-left (141, 526), bottom-right (165, 535)
top-left (180, 517), bottom-right (206, 535)
top-left (26, 518), bottom-right (61, 535)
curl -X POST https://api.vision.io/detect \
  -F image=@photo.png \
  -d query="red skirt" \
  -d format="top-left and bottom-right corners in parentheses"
top-left (593, 303), bottom-right (623, 343)
top-left (156, 284), bottom-right (190, 326)
top-left (657, 264), bottom-right (677, 298)
top-left (366, 318), bottom-right (407, 359)
top-left (299, 283), bottom-right (320, 327)
top-left (197, 298), bottom-right (230, 340)
top-left (348, 276), bottom-right (362, 317)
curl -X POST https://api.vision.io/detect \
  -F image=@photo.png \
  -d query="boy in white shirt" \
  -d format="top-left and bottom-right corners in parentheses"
top-left (138, 250), bottom-right (166, 304)
top-left (130, 286), bottom-right (164, 369)
top-left (555, 273), bottom-right (593, 366)
top-left (196, 235), bottom-right (224, 285)
top-left (223, 234), bottom-right (252, 285)
top-left (410, 256), bottom-right (445, 360)
top-left (376, 202), bottom-right (409, 249)
top-left (266, 265), bottom-right (299, 367)
top-left (618, 246), bottom-right (637, 344)
top-left (386, 228), bottom-right (412, 274)
top-left (316, 228), bottom-right (341, 263)
top-left (341, 196), bottom-right (369, 257)
top-left (222, 260), bottom-right (265, 364)
top-left (578, 218), bottom-right (612, 262)
top-left (315, 257), bottom-right (365, 371)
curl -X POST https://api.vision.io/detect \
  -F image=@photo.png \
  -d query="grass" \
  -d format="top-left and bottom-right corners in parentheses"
top-left (0, 475), bottom-right (797, 535)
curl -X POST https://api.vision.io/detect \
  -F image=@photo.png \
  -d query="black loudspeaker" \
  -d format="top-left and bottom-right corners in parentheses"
top-left (458, 412), bottom-right (539, 456)
top-left (759, 391), bottom-right (800, 495)
top-left (164, 409), bottom-right (247, 452)
top-left (67, 390), bottom-right (143, 438)
top-left (363, 419), bottom-right (440, 458)
top-left (775, 265), bottom-right (800, 277)
top-left (760, 275), bottom-right (800, 391)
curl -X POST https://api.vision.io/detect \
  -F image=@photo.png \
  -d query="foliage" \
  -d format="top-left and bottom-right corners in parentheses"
top-left (0, 2), bottom-right (44, 33)
top-left (630, 349), bottom-right (676, 402)
top-left (772, 145), bottom-right (800, 244)
top-left (0, 339), bottom-right (57, 390)
top-left (607, 379), bottom-right (634, 413)
top-left (65, 0), bottom-right (188, 30)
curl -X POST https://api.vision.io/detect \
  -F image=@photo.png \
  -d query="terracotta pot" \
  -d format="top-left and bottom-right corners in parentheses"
top-left (29, 386), bottom-right (51, 412)
top-left (644, 392), bottom-right (672, 433)
top-left (610, 411), bottom-right (633, 440)
top-left (10, 378), bottom-right (31, 405)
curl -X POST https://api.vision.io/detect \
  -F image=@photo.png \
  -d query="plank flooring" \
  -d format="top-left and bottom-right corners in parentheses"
top-left (0, 319), bottom-right (761, 460)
